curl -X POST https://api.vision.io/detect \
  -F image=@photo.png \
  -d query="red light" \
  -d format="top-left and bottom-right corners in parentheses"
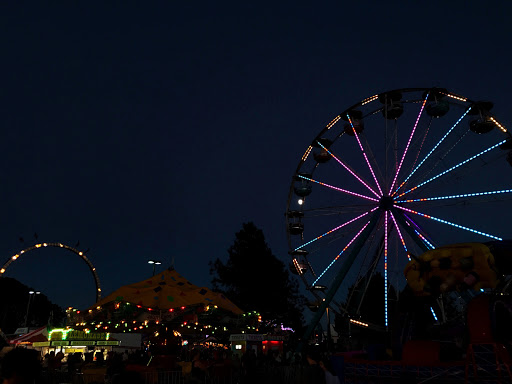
top-left (183, 322), bottom-right (187, 325)
top-left (181, 306), bottom-right (185, 310)
top-left (148, 308), bottom-right (152, 311)
top-left (169, 308), bottom-right (174, 312)
top-left (137, 305), bottom-right (142, 308)
top-left (77, 311), bottom-right (80, 314)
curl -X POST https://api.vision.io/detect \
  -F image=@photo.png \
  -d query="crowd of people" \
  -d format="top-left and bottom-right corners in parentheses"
top-left (0, 345), bottom-right (343, 384)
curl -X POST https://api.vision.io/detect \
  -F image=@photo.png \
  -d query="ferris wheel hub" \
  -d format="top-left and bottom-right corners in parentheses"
top-left (379, 195), bottom-right (395, 211)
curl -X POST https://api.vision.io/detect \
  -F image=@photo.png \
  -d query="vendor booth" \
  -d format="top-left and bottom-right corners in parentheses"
top-left (230, 334), bottom-right (285, 357)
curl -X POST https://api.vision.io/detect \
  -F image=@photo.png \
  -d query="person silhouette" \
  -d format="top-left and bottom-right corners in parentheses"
top-left (0, 348), bottom-right (41, 384)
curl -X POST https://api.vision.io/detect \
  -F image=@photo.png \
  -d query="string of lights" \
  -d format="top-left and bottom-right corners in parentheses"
top-left (296, 174), bottom-right (379, 202)
top-left (316, 140), bottom-right (380, 198)
top-left (347, 115), bottom-right (384, 196)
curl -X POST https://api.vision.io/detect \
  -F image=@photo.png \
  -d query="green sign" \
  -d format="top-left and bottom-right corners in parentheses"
top-left (70, 341), bottom-right (95, 346)
top-left (51, 341), bottom-right (69, 346)
top-left (96, 341), bottom-right (119, 346)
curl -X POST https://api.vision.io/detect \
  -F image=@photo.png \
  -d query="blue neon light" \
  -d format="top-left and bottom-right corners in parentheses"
top-left (396, 189), bottom-right (512, 203)
top-left (395, 108), bottom-right (472, 194)
top-left (430, 307), bottom-right (438, 321)
top-left (398, 140), bottom-right (506, 198)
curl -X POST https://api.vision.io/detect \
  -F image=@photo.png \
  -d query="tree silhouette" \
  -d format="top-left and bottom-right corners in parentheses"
top-left (0, 277), bottom-right (65, 333)
top-left (210, 222), bottom-right (305, 330)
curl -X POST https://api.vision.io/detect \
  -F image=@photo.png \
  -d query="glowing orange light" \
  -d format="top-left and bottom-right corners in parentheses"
top-left (301, 146), bottom-right (312, 161)
top-left (326, 115), bottom-right (341, 129)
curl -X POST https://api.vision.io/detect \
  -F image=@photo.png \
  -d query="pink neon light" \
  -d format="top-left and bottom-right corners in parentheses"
top-left (384, 211), bottom-right (388, 326)
top-left (389, 96), bottom-right (428, 195)
top-left (296, 207), bottom-right (378, 250)
top-left (301, 176), bottom-right (379, 202)
top-left (318, 142), bottom-right (380, 198)
top-left (348, 116), bottom-right (383, 196)
top-left (389, 211), bottom-right (410, 260)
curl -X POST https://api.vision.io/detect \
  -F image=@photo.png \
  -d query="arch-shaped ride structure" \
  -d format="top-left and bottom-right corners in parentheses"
top-left (0, 242), bottom-right (102, 303)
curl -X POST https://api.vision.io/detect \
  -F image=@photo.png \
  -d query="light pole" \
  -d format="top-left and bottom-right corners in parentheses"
top-left (24, 289), bottom-right (40, 327)
top-left (147, 260), bottom-right (162, 276)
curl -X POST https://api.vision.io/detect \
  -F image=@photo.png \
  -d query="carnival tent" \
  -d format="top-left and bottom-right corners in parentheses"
top-left (91, 268), bottom-right (243, 315)
top-left (9, 326), bottom-right (48, 345)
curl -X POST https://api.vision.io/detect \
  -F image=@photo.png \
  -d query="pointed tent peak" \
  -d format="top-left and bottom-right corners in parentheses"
top-left (87, 267), bottom-right (243, 315)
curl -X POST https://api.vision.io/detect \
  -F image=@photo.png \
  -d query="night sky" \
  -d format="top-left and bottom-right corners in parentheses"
top-left (1, 2), bottom-right (511, 312)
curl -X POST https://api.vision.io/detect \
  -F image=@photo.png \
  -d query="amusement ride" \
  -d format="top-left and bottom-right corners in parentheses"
top-left (285, 88), bottom-right (512, 340)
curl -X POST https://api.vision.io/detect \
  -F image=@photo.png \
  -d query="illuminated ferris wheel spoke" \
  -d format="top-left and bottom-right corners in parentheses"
top-left (396, 189), bottom-right (512, 204)
top-left (316, 140), bottom-right (380, 198)
top-left (394, 107), bottom-right (472, 195)
top-left (295, 208), bottom-right (378, 251)
top-left (312, 220), bottom-right (371, 286)
top-left (409, 130), bottom-right (470, 194)
top-left (395, 139), bottom-right (507, 199)
top-left (394, 205), bottom-right (503, 241)
top-left (348, 115), bottom-right (384, 196)
top-left (389, 211), bottom-right (409, 260)
top-left (403, 213), bottom-right (436, 249)
top-left (361, 131), bottom-right (386, 192)
top-left (388, 94), bottom-right (429, 194)
top-left (296, 174), bottom-right (379, 202)
top-left (413, 229), bottom-right (435, 250)
top-left (384, 211), bottom-right (389, 327)
top-left (408, 118), bottom-right (432, 178)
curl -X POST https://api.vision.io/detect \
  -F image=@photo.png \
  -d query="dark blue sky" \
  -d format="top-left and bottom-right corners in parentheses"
top-left (1, 2), bottom-right (511, 310)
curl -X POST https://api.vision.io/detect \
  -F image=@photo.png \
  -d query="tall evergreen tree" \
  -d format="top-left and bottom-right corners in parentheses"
top-left (210, 222), bottom-right (305, 330)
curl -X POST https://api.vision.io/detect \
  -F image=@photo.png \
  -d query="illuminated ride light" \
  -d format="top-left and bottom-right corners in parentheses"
top-left (388, 94), bottom-right (428, 194)
top-left (350, 319), bottom-right (369, 327)
top-left (362, 95), bottom-right (379, 105)
top-left (316, 140), bottom-right (379, 198)
top-left (389, 212), bottom-right (409, 260)
top-left (0, 242), bottom-right (102, 302)
top-left (414, 229), bottom-right (435, 250)
top-left (396, 139), bottom-right (507, 199)
top-left (489, 116), bottom-right (508, 133)
top-left (296, 174), bottom-right (379, 202)
top-left (295, 207), bottom-right (378, 251)
top-left (384, 211), bottom-right (388, 327)
top-left (440, 92), bottom-right (467, 102)
top-left (312, 221), bottom-right (371, 286)
top-left (396, 189), bottom-right (512, 203)
top-left (430, 307), bottom-right (439, 321)
top-left (301, 146), bottom-right (313, 162)
top-left (394, 108), bottom-right (472, 195)
top-left (326, 116), bottom-right (341, 130)
top-left (395, 205), bottom-right (503, 241)
top-left (347, 115), bottom-right (384, 196)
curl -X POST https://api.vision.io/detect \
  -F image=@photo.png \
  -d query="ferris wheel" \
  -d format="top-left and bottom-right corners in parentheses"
top-left (286, 88), bottom-right (512, 330)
